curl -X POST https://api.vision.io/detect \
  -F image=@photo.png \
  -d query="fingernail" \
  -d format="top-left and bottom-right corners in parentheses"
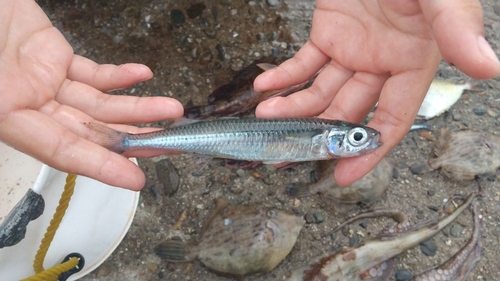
top-left (478, 36), bottom-right (500, 66)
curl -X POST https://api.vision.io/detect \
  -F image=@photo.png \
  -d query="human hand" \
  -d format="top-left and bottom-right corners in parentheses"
top-left (0, 0), bottom-right (183, 190)
top-left (254, 0), bottom-right (500, 186)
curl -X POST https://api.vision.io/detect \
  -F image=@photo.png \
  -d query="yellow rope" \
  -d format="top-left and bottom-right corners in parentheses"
top-left (21, 174), bottom-right (78, 281)
top-left (20, 257), bottom-right (79, 281)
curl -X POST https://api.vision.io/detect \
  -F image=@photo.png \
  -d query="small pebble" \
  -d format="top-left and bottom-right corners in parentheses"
top-left (271, 47), bottom-right (280, 57)
top-left (170, 9), bottom-right (185, 27)
top-left (473, 106), bottom-right (487, 116)
top-left (235, 169), bottom-right (246, 177)
top-left (419, 131), bottom-right (434, 141)
top-left (394, 270), bottom-right (413, 281)
top-left (452, 112), bottom-right (462, 121)
top-left (409, 161), bottom-right (430, 175)
top-left (304, 213), bottom-right (315, 224)
top-left (419, 239), bottom-right (437, 256)
top-left (487, 109), bottom-right (498, 117)
top-left (215, 44), bottom-right (226, 60)
top-left (312, 213), bottom-right (325, 224)
top-left (267, 0), bottom-right (280, 6)
top-left (427, 190), bottom-right (435, 196)
top-left (450, 223), bottom-right (464, 237)
top-left (392, 168), bottom-right (399, 179)
top-left (251, 171), bottom-right (262, 179)
top-left (186, 3), bottom-right (206, 19)
top-left (349, 233), bottom-right (361, 247)
top-left (267, 31), bottom-right (278, 41)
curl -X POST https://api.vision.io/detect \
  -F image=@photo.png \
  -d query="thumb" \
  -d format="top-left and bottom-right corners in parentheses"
top-left (419, 0), bottom-right (500, 79)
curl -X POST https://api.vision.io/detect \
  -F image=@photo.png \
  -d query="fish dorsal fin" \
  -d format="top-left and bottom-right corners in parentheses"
top-left (199, 198), bottom-right (229, 238)
top-left (433, 128), bottom-right (452, 156)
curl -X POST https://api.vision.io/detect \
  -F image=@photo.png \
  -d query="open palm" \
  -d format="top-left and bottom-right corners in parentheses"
top-left (255, 0), bottom-right (500, 186)
top-left (0, 1), bottom-right (183, 190)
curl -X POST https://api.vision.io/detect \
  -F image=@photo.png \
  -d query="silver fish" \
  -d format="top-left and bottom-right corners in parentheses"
top-left (86, 118), bottom-right (382, 162)
top-left (286, 193), bottom-right (480, 281)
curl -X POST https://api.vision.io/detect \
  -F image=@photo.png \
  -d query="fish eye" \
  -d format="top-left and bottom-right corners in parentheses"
top-left (267, 210), bottom-right (278, 217)
top-left (348, 128), bottom-right (368, 146)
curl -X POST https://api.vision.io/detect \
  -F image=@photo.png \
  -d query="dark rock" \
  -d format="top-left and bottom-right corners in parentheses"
top-left (419, 239), bottom-right (437, 256)
top-left (473, 106), bottom-right (487, 116)
top-left (155, 159), bottom-right (180, 196)
top-left (271, 47), bottom-right (280, 58)
top-left (215, 44), bottom-right (226, 60)
top-left (304, 213), bottom-right (315, 224)
top-left (409, 161), bottom-right (431, 175)
top-left (394, 270), bottom-right (413, 281)
top-left (427, 190), bottom-right (435, 196)
top-left (392, 168), bottom-right (399, 179)
top-left (312, 213), bottom-right (325, 224)
top-left (186, 3), bottom-right (206, 19)
top-left (171, 9), bottom-right (185, 27)
top-left (256, 32), bottom-right (265, 41)
top-left (267, 31), bottom-right (278, 41)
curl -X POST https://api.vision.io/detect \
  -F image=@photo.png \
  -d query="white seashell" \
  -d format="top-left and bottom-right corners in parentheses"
top-left (417, 79), bottom-right (473, 119)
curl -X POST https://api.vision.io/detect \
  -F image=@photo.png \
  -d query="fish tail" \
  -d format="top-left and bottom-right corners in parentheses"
top-left (84, 122), bottom-right (127, 154)
top-left (285, 183), bottom-right (312, 198)
top-left (154, 237), bottom-right (188, 262)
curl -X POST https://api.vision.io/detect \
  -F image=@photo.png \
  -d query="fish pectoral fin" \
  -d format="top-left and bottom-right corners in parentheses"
top-left (256, 63), bottom-right (277, 71)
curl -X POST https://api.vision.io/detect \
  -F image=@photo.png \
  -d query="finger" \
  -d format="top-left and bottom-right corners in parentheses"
top-left (419, 0), bottom-right (500, 79)
top-left (255, 61), bottom-right (353, 118)
top-left (318, 72), bottom-right (389, 122)
top-left (253, 40), bottom-right (330, 92)
top-left (67, 55), bottom-right (154, 92)
top-left (56, 79), bottom-right (184, 123)
top-left (333, 68), bottom-right (437, 186)
top-left (0, 110), bottom-right (146, 190)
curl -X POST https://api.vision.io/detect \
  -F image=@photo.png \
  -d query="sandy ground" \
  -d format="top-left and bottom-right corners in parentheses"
top-left (37, 0), bottom-right (500, 280)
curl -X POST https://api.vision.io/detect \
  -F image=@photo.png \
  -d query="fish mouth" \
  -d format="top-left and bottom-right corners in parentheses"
top-left (371, 134), bottom-right (383, 148)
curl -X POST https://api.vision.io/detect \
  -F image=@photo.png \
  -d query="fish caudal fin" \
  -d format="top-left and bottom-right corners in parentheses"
top-left (84, 122), bottom-right (127, 154)
top-left (154, 237), bottom-right (188, 262)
